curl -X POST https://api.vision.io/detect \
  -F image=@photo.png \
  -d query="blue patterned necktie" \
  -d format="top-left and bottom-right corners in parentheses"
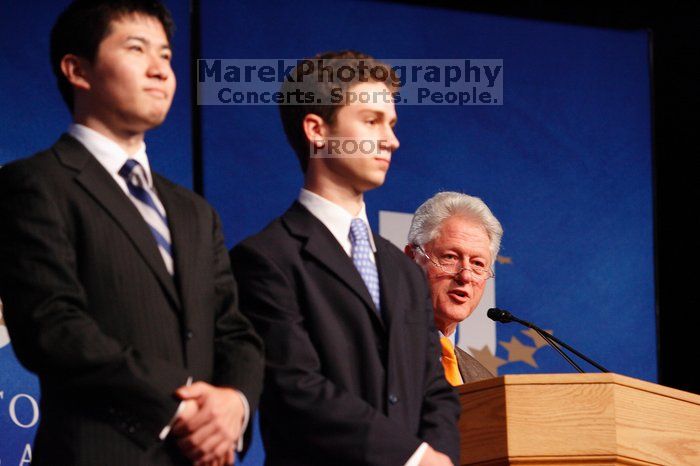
top-left (118, 159), bottom-right (174, 275)
top-left (349, 218), bottom-right (381, 312)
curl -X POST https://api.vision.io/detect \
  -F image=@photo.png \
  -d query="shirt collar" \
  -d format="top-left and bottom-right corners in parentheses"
top-left (68, 123), bottom-right (153, 187)
top-left (439, 330), bottom-right (457, 344)
top-left (298, 188), bottom-right (377, 253)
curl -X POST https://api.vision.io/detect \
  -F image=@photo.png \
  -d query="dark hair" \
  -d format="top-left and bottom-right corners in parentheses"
top-left (50, 0), bottom-right (175, 113)
top-left (278, 50), bottom-right (399, 173)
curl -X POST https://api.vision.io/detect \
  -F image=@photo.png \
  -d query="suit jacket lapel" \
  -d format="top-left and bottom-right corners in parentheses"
top-left (374, 237), bottom-right (401, 329)
top-left (155, 177), bottom-right (193, 317)
top-left (54, 134), bottom-right (181, 309)
top-left (455, 345), bottom-right (493, 381)
top-left (282, 202), bottom-right (382, 325)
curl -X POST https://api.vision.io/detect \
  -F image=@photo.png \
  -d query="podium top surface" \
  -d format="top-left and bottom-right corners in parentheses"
top-left (458, 372), bottom-right (700, 405)
top-left (457, 372), bottom-right (700, 465)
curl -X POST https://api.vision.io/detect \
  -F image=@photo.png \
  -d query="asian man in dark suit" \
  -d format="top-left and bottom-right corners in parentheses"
top-left (230, 51), bottom-right (460, 466)
top-left (405, 192), bottom-right (503, 385)
top-left (0, 1), bottom-right (263, 465)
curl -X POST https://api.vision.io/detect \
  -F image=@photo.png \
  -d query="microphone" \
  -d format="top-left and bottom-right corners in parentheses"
top-left (487, 308), bottom-right (583, 371)
top-left (487, 307), bottom-right (609, 373)
top-left (486, 307), bottom-right (515, 323)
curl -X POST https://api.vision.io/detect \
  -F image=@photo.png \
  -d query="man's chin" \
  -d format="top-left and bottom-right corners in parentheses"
top-left (442, 305), bottom-right (473, 324)
top-left (367, 172), bottom-right (388, 188)
top-left (141, 112), bottom-right (169, 130)
top-left (357, 177), bottom-right (387, 193)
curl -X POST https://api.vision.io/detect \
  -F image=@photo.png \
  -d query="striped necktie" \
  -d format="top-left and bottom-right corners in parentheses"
top-left (349, 218), bottom-right (381, 312)
top-left (118, 159), bottom-right (174, 275)
top-left (440, 337), bottom-right (463, 386)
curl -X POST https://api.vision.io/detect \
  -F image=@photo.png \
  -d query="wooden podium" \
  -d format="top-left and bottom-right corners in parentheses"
top-left (457, 373), bottom-right (700, 465)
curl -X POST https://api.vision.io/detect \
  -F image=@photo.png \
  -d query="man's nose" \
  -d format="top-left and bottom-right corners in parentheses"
top-left (385, 126), bottom-right (400, 151)
top-left (453, 266), bottom-right (476, 284)
top-left (147, 54), bottom-right (170, 81)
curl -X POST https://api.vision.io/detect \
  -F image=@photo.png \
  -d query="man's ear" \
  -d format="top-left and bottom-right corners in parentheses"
top-left (60, 54), bottom-right (92, 91)
top-left (404, 244), bottom-right (415, 259)
top-left (302, 113), bottom-right (328, 149)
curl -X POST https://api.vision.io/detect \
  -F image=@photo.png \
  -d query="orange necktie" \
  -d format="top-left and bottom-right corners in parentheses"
top-left (440, 337), bottom-right (463, 386)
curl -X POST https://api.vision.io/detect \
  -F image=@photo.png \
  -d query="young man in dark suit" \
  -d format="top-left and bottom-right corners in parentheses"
top-left (230, 51), bottom-right (460, 466)
top-left (0, 1), bottom-right (263, 465)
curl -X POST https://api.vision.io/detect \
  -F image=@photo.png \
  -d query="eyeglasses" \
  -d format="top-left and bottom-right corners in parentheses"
top-left (414, 245), bottom-right (494, 283)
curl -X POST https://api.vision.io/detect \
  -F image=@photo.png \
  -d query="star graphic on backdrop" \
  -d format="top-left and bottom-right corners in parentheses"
top-left (521, 328), bottom-right (553, 349)
top-left (499, 336), bottom-right (538, 367)
top-left (496, 255), bottom-right (512, 265)
top-left (468, 345), bottom-right (507, 375)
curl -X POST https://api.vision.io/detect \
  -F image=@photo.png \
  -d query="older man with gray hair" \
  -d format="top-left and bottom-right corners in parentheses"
top-left (405, 191), bottom-right (503, 386)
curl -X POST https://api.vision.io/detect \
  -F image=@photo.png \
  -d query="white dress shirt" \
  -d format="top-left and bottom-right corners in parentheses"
top-left (298, 188), bottom-right (377, 262)
top-left (297, 188), bottom-right (428, 466)
top-left (69, 123), bottom-right (154, 194)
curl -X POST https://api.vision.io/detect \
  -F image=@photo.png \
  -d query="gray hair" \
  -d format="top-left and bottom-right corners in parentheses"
top-left (407, 191), bottom-right (503, 265)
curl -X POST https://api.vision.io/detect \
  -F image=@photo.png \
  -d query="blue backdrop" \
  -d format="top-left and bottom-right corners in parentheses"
top-left (200, 3), bottom-right (653, 462)
top-left (1, 1), bottom-right (652, 465)
top-left (200, 1), bottom-right (653, 371)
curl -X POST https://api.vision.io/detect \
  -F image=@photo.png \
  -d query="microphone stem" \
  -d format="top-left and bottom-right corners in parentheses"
top-left (513, 317), bottom-right (610, 373)
top-left (533, 328), bottom-right (584, 373)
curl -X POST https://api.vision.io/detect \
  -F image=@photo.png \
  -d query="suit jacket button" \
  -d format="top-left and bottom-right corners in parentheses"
top-left (388, 394), bottom-right (399, 405)
top-left (186, 330), bottom-right (194, 340)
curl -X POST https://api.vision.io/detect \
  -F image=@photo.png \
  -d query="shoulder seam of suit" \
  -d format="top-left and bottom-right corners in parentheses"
top-left (233, 242), bottom-right (297, 306)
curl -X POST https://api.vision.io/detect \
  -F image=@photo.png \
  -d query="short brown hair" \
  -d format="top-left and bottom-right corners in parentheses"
top-left (278, 50), bottom-right (399, 173)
